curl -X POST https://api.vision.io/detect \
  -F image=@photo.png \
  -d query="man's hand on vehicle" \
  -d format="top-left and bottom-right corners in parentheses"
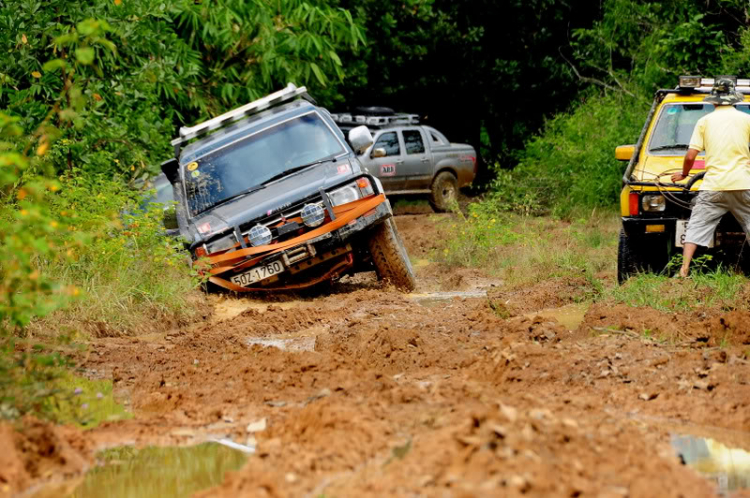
top-left (673, 148), bottom-right (700, 183)
top-left (671, 172), bottom-right (687, 182)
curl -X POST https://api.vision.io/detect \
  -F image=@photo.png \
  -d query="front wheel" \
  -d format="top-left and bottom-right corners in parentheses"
top-left (617, 230), bottom-right (638, 284)
top-left (367, 218), bottom-right (416, 291)
top-left (617, 229), bottom-right (667, 284)
top-left (429, 171), bottom-right (458, 212)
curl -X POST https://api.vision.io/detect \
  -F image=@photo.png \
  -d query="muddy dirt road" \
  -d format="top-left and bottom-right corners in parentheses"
top-left (7, 211), bottom-right (750, 497)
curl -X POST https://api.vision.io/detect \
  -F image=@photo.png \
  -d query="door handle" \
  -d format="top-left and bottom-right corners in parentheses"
top-left (395, 160), bottom-right (404, 164)
top-left (421, 157), bottom-right (430, 162)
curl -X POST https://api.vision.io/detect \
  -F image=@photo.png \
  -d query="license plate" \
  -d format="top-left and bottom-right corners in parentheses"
top-left (675, 220), bottom-right (714, 248)
top-left (231, 260), bottom-right (285, 287)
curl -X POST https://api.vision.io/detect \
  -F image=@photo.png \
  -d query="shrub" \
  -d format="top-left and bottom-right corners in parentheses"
top-left (486, 90), bottom-right (648, 217)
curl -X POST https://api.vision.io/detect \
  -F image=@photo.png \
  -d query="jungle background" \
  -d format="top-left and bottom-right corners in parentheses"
top-left (4, 0), bottom-right (750, 422)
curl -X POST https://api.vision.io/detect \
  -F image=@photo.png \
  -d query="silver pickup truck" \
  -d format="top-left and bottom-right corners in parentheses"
top-left (331, 113), bottom-right (477, 211)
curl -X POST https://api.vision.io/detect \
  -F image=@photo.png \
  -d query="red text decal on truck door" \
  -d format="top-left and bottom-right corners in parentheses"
top-left (380, 164), bottom-right (396, 177)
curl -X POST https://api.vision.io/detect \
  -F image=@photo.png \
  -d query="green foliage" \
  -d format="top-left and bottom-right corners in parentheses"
top-left (487, 91), bottom-right (648, 216)
top-left (0, 17), bottom-right (198, 422)
top-left (39, 174), bottom-right (201, 335)
top-left (0, 0), bottom-right (365, 177)
top-left (340, 0), bottom-right (601, 166)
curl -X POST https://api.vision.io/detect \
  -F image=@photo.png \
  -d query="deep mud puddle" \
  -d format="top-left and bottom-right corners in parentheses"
top-left (672, 435), bottom-right (750, 495)
top-left (70, 442), bottom-right (248, 498)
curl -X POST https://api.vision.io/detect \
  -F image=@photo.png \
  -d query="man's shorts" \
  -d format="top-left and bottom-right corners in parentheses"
top-left (684, 190), bottom-right (750, 247)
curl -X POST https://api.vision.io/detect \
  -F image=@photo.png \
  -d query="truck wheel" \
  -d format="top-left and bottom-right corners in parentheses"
top-left (618, 230), bottom-right (650, 284)
top-left (429, 171), bottom-right (458, 212)
top-left (367, 218), bottom-right (416, 291)
top-left (617, 230), bottom-right (636, 284)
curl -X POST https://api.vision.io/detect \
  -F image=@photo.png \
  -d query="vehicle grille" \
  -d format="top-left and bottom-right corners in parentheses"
top-left (237, 193), bottom-right (327, 244)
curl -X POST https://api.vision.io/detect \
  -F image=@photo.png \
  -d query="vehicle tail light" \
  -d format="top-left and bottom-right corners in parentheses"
top-left (629, 192), bottom-right (639, 216)
top-left (195, 246), bottom-right (208, 258)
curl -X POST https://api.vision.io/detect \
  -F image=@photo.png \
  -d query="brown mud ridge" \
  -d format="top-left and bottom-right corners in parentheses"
top-left (4, 214), bottom-right (750, 497)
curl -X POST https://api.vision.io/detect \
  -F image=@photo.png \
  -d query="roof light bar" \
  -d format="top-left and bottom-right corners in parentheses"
top-left (678, 75), bottom-right (750, 90)
top-left (171, 83), bottom-right (312, 147)
top-left (330, 113), bottom-right (420, 127)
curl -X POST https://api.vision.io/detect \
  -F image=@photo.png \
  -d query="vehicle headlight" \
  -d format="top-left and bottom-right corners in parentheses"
top-left (206, 235), bottom-right (237, 254)
top-left (301, 203), bottom-right (325, 227)
top-left (641, 194), bottom-right (666, 212)
top-left (329, 184), bottom-right (361, 207)
top-left (248, 224), bottom-right (272, 247)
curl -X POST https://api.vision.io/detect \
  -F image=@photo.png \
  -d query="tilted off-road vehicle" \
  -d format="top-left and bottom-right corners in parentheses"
top-left (161, 84), bottom-right (416, 292)
top-left (617, 75), bottom-right (750, 283)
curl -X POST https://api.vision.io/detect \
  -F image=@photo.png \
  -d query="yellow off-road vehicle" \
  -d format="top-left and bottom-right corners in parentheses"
top-left (617, 76), bottom-right (750, 283)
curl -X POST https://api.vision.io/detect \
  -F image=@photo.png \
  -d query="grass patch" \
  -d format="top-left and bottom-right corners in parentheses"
top-left (605, 268), bottom-right (749, 313)
top-left (436, 203), bottom-right (619, 288)
top-left (28, 175), bottom-right (203, 337)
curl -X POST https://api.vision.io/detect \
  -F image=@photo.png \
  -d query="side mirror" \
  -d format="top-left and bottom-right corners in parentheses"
top-left (348, 126), bottom-right (374, 155)
top-left (163, 205), bottom-right (179, 231)
top-left (161, 158), bottom-right (180, 184)
top-left (371, 147), bottom-right (386, 158)
top-left (615, 145), bottom-right (635, 161)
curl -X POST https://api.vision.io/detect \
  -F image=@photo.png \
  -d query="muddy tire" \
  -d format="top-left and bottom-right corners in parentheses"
top-left (618, 229), bottom-right (653, 284)
top-left (367, 218), bottom-right (416, 291)
top-left (429, 171), bottom-right (458, 212)
top-left (617, 230), bottom-right (637, 284)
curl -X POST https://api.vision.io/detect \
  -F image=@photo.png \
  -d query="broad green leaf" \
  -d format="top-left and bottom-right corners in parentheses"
top-left (328, 50), bottom-right (342, 66)
top-left (42, 59), bottom-right (67, 72)
top-left (310, 62), bottom-right (326, 86)
top-left (75, 47), bottom-right (95, 65)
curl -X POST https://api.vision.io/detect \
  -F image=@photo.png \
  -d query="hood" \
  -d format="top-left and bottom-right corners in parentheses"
top-left (189, 158), bottom-right (360, 241)
top-left (635, 153), bottom-right (705, 186)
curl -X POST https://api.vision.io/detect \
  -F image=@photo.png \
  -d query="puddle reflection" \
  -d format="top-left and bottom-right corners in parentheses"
top-left (71, 442), bottom-right (247, 498)
top-left (672, 434), bottom-right (750, 494)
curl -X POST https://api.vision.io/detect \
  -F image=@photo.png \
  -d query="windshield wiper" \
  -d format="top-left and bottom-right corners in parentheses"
top-left (650, 143), bottom-right (689, 151)
top-left (261, 158), bottom-right (336, 186)
top-left (207, 184), bottom-right (266, 211)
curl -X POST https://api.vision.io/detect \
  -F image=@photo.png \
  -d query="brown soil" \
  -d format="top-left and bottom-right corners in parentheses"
top-left (7, 213), bottom-right (750, 497)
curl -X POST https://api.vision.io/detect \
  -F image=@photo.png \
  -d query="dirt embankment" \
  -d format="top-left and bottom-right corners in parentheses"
top-left (4, 213), bottom-right (750, 497)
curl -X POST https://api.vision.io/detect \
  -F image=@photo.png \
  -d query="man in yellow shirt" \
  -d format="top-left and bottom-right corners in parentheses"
top-left (671, 78), bottom-right (750, 277)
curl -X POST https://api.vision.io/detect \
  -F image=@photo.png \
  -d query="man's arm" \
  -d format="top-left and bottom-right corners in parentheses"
top-left (671, 148), bottom-right (699, 183)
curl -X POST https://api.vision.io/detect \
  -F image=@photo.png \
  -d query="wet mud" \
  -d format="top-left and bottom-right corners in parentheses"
top-left (4, 213), bottom-right (750, 497)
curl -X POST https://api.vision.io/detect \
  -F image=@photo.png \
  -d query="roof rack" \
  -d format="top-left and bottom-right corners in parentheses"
top-left (171, 83), bottom-right (313, 156)
top-left (330, 113), bottom-right (420, 127)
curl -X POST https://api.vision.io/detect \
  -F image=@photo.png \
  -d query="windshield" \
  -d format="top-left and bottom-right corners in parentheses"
top-left (649, 103), bottom-right (714, 153)
top-left (184, 113), bottom-right (345, 216)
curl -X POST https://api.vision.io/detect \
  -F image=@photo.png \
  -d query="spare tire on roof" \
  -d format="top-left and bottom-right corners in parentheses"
top-left (354, 106), bottom-right (395, 116)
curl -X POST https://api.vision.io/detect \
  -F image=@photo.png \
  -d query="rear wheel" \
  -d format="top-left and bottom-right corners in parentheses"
top-left (367, 218), bottom-right (416, 291)
top-left (429, 171), bottom-right (458, 212)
